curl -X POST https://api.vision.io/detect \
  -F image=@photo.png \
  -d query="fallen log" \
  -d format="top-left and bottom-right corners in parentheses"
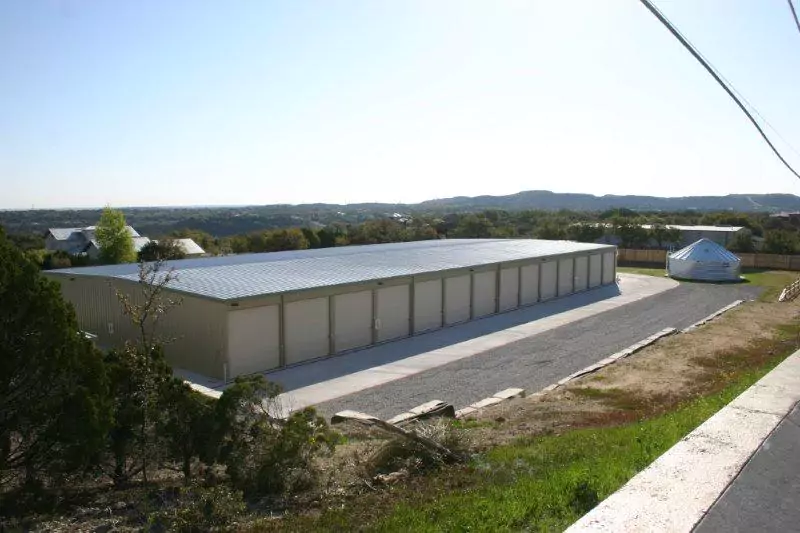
top-left (331, 409), bottom-right (463, 462)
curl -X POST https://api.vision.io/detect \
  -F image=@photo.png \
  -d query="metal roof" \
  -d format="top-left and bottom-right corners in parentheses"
top-left (668, 238), bottom-right (740, 263)
top-left (589, 223), bottom-right (743, 233)
top-left (667, 238), bottom-right (741, 281)
top-left (172, 238), bottom-right (206, 255)
top-left (47, 226), bottom-right (141, 240)
top-left (47, 239), bottom-right (614, 302)
top-left (641, 224), bottom-right (744, 233)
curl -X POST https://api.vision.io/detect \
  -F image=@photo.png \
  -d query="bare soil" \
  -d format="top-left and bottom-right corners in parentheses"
top-left (466, 300), bottom-right (800, 448)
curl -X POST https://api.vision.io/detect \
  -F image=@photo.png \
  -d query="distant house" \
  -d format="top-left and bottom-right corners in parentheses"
top-left (595, 224), bottom-right (746, 249)
top-left (770, 212), bottom-right (800, 222)
top-left (156, 238), bottom-right (206, 257)
top-left (44, 226), bottom-right (150, 258)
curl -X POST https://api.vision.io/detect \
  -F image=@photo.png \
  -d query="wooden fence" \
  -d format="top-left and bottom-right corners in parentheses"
top-left (779, 279), bottom-right (800, 302)
top-left (618, 249), bottom-right (800, 271)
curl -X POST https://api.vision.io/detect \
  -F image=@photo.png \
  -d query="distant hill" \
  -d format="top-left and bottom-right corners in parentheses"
top-left (3, 191), bottom-right (800, 237)
top-left (416, 191), bottom-right (800, 212)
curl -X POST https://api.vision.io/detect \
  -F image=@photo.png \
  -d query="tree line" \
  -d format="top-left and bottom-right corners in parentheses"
top-left (168, 209), bottom-right (800, 256)
top-left (0, 227), bottom-right (337, 529)
top-left (7, 207), bottom-right (800, 269)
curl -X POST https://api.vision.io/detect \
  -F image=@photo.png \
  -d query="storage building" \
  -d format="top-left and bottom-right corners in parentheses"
top-left (667, 238), bottom-right (741, 282)
top-left (44, 239), bottom-right (617, 381)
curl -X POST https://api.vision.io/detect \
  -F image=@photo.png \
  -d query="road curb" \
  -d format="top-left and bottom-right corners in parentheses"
top-left (454, 388), bottom-right (526, 418)
top-left (554, 327), bottom-right (677, 388)
top-left (455, 329), bottom-right (676, 419)
top-left (681, 300), bottom-right (744, 333)
top-left (566, 348), bottom-right (800, 532)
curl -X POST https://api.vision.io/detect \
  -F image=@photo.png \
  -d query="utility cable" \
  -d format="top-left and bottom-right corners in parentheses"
top-left (653, 5), bottom-right (800, 161)
top-left (638, 0), bottom-right (800, 180)
top-left (789, 0), bottom-right (800, 36)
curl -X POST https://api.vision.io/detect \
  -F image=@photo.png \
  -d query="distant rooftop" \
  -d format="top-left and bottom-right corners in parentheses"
top-left (640, 224), bottom-right (744, 233)
top-left (589, 223), bottom-right (743, 233)
top-left (46, 226), bottom-right (140, 240)
top-left (46, 239), bottom-right (613, 302)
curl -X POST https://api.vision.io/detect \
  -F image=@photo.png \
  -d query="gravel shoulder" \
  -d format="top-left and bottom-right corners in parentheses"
top-left (314, 281), bottom-right (761, 419)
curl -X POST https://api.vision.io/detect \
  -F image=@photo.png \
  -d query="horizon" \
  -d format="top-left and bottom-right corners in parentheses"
top-left (3, 1), bottom-right (800, 209)
top-left (3, 189), bottom-right (800, 213)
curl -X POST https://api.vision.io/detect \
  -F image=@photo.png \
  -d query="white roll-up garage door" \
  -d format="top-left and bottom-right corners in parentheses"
top-left (602, 251), bottom-right (616, 284)
top-left (285, 297), bottom-right (329, 365)
top-left (414, 279), bottom-right (442, 333)
top-left (445, 275), bottom-right (471, 325)
top-left (333, 290), bottom-right (373, 352)
top-left (472, 271), bottom-right (496, 318)
top-left (540, 261), bottom-right (558, 301)
top-left (558, 258), bottom-right (574, 297)
top-left (376, 284), bottom-right (410, 342)
top-left (520, 263), bottom-right (540, 305)
top-left (574, 255), bottom-right (589, 292)
top-left (227, 306), bottom-right (280, 377)
top-left (589, 254), bottom-right (602, 288)
top-left (498, 267), bottom-right (519, 312)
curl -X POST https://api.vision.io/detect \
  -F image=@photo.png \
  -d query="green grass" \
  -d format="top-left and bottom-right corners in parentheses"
top-left (619, 265), bottom-right (798, 302)
top-left (617, 265), bottom-right (666, 277)
top-left (740, 270), bottom-right (798, 301)
top-left (366, 364), bottom-right (778, 533)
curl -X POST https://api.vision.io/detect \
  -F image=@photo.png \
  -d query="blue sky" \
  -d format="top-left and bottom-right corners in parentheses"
top-left (2, 0), bottom-right (800, 209)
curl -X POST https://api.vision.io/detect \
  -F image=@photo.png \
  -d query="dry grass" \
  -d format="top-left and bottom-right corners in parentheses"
top-left (468, 299), bottom-right (800, 448)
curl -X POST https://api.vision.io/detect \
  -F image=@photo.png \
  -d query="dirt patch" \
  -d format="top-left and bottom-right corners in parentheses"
top-left (467, 300), bottom-right (800, 446)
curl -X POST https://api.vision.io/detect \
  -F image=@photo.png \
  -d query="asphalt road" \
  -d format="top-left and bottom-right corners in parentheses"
top-left (694, 402), bottom-right (800, 533)
top-left (314, 281), bottom-right (761, 419)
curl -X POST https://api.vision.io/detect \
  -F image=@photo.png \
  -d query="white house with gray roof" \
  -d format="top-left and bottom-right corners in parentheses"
top-left (44, 226), bottom-right (150, 258)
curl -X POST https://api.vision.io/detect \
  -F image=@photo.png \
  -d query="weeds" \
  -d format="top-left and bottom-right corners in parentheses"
top-left (367, 419), bottom-right (470, 477)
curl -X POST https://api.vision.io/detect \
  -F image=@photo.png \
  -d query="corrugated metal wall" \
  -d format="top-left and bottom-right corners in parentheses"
top-left (228, 306), bottom-right (280, 377)
top-left (49, 275), bottom-right (229, 378)
top-left (498, 267), bottom-right (520, 312)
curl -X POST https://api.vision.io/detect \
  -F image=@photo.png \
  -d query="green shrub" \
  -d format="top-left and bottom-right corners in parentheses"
top-left (214, 375), bottom-right (338, 496)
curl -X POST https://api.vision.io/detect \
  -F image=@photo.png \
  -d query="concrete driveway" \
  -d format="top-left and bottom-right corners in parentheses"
top-left (253, 274), bottom-right (757, 418)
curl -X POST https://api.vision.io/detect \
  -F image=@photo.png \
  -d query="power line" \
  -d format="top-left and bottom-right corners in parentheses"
top-left (637, 0), bottom-right (800, 180)
top-left (789, 0), bottom-right (800, 36)
top-left (650, 1), bottom-right (800, 162)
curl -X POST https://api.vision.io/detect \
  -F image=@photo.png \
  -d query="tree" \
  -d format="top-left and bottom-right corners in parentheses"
top-left (649, 224), bottom-right (681, 249)
top-left (534, 220), bottom-right (566, 240)
top-left (728, 229), bottom-right (755, 253)
top-left (452, 214), bottom-right (494, 238)
top-left (348, 219), bottom-right (408, 244)
top-left (0, 228), bottom-right (110, 489)
top-left (301, 228), bottom-right (322, 249)
top-left (138, 239), bottom-right (186, 262)
top-left (764, 230), bottom-right (798, 255)
top-left (42, 250), bottom-right (72, 270)
top-left (566, 223), bottom-right (604, 243)
top-left (611, 217), bottom-right (649, 248)
top-left (95, 207), bottom-right (136, 264)
top-left (213, 375), bottom-right (337, 496)
top-left (106, 260), bottom-right (182, 485)
top-left (264, 228), bottom-right (309, 252)
top-left (156, 379), bottom-right (215, 480)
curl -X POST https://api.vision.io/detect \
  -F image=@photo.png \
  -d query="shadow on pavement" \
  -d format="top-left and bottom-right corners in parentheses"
top-left (263, 283), bottom-right (622, 393)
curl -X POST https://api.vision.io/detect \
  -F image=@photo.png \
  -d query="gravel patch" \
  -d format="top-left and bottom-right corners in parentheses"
top-left (315, 282), bottom-right (762, 419)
